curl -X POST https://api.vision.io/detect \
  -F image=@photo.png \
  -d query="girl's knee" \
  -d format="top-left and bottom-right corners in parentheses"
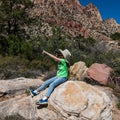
top-left (49, 83), bottom-right (56, 88)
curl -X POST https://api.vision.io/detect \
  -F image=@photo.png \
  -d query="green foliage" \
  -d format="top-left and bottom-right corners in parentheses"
top-left (110, 32), bottom-right (120, 40)
top-left (117, 102), bottom-right (120, 110)
top-left (110, 57), bottom-right (120, 76)
top-left (29, 59), bottom-right (42, 69)
top-left (0, 55), bottom-right (50, 79)
top-left (107, 82), bottom-right (116, 89)
top-left (0, 0), bottom-right (33, 38)
top-left (110, 32), bottom-right (120, 48)
top-left (0, 14), bottom-right (119, 78)
top-left (0, 55), bottom-right (29, 79)
top-left (20, 40), bottom-right (33, 59)
top-left (0, 56), bottom-right (28, 70)
top-left (0, 34), bottom-right (33, 59)
top-left (0, 0), bottom-right (34, 58)
top-left (69, 36), bottom-right (96, 66)
top-left (71, 35), bottom-right (96, 53)
top-left (0, 36), bottom-right (9, 55)
top-left (7, 35), bottom-right (21, 55)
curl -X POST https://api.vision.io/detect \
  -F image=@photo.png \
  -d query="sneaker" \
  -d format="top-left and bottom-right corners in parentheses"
top-left (29, 89), bottom-right (37, 97)
top-left (36, 99), bottom-right (48, 105)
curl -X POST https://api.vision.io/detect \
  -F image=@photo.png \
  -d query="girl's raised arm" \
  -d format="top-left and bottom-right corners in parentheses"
top-left (42, 50), bottom-right (61, 62)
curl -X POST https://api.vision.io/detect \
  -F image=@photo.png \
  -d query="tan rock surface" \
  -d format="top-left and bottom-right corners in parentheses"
top-left (49, 81), bottom-right (112, 120)
top-left (69, 61), bottom-right (88, 81)
top-left (0, 79), bottom-right (113, 120)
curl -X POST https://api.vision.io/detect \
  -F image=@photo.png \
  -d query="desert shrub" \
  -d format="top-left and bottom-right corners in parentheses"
top-left (117, 102), bottom-right (120, 110)
top-left (110, 32), bottom-right (120, 47)
top-left (110, 32), bottom-right (120, 40)
top-left (0, 56), bottom-right (29, 79)
top-left (29, 59), bottom-right (42, 69)
top-left (0, 56), bottom-right (29, 69)
top-left (0, 55), bottom-right (56, 79)
top-left (108, 50), bottom-right (120, 75)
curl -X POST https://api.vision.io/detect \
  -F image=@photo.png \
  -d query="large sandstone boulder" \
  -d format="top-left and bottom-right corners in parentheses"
top-left (69, 61), bottom-right (88, 81)
top-left (0, 79), bottom-right (112, 120)
top-left (0, 77), bottom-right (43, 97)
top-left (49, 81), bottom-right (112, 120)
top-left (94, 85), bottom-right (120, 120)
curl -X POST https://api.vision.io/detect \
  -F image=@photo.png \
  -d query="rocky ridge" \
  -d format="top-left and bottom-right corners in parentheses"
top-left (28, 0), bottom-right (120, 41)
top-left (25, 0), bottom-right (120, 51)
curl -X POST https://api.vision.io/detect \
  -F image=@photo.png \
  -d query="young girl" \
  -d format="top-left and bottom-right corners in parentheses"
top-left (30, 49), bottom-right (71, 105)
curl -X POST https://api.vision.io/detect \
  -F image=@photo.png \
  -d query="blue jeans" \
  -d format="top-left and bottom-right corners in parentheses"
top-left (37, 76), bottom-right (67, 97)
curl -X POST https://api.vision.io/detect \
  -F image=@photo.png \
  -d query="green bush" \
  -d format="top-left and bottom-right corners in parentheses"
top-left (0, 55), bottom-right (29, 79)
top-left (0, 55), bottom-right (29, 69)
top-left (110, 32), bottom-right (120, 40)
top-left (117, 102), bottom-right (120, 110)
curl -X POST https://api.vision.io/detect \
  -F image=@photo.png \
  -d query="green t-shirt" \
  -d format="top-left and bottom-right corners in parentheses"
top-left (57, 59), bottom-right (68, 78)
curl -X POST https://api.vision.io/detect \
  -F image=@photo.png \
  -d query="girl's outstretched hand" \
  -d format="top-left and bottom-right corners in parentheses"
top-left (42, 50), bottom-right (46, 54)
top-left (42, 50), bottom-right (60, 62)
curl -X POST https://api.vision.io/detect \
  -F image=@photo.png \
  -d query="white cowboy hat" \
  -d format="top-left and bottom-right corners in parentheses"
top-left (59, 49), bottom-right (71, 63)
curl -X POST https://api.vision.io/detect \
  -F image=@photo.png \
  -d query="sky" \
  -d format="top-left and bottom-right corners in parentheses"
top-left (79, 0), bottom-right (120, 24)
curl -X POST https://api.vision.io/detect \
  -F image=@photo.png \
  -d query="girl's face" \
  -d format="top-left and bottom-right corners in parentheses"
top-left (55, 51), bottom-right (63, 58)
top-left (55, 50), bottom-right (64, 58)
top-left (56, 53), bottom-right (63, 58)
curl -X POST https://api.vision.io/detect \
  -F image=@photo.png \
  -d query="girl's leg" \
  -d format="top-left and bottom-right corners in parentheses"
top-left (46, 77), bottom-right (67, 97)
top-left (36, 77), bottom-right (67, 105)
top-left (36, 76), bottom-right (57, 92)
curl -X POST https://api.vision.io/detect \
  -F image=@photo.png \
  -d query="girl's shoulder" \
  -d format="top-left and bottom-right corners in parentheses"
top-left (60, 58), bottom-right (66, 62)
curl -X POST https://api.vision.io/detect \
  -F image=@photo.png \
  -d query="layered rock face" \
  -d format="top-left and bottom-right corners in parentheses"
top-left (28, 0), bottom-right (120, 41)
